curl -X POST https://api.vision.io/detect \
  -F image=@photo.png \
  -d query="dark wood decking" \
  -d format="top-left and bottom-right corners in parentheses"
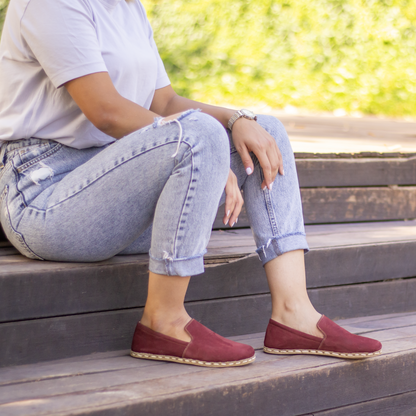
top-left (1, 312), bottom-right (415, 416)
top-left (1, 220), bottom-right (415, 368)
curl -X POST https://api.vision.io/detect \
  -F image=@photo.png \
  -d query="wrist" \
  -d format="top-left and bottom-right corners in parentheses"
top-left (221, 109), bottom-right (236, 129)
top-left (228, 109), bottom-right (257, 131)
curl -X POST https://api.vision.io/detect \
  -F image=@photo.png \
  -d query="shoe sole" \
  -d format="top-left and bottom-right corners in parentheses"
top-left (263, 347), bottom-right (382, 359)
top-left (130, 350), bottom-right (256, 367)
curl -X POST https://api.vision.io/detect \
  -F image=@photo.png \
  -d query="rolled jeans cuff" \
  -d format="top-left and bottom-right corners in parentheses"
top-left (256, 234), bottom-right (309, 267)
top-left (149, 250), bottom-right (207, 277)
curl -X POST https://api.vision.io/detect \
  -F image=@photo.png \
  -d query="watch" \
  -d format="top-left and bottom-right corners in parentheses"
top-left (228, 109), bottom-right (257, 131)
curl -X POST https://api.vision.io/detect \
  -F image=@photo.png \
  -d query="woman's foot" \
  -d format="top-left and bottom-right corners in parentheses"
top-left (271, 302), bottom-right (323, 338)
top-left (130, 319), bottom-right (256, 367)
top-left (264, 315), bottom-right (382, 359)
top-left (140, 310), bottom-right (192, 342)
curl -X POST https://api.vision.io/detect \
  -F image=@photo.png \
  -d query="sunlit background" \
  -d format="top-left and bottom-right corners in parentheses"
top-left (2, 0), bottom-right (416, 118)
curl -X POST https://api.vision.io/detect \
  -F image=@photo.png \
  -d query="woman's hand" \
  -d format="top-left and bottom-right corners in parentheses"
top-left (231, 117), bottom-right (284, 190)
top-left (223, 169), bottom-right (244, 227)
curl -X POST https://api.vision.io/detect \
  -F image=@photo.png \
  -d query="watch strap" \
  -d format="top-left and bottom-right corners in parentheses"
top-left (228, 110), bottom-right (257, 131)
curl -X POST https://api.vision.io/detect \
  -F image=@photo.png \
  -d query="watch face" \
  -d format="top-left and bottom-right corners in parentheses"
top-left (241, 109), bottom-right (255, 118)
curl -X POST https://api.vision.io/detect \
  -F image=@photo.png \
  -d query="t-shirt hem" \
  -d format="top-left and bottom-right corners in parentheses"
top-left (155, 74), bottom-right (171, 90)
top-left (51, 62), bottom-right (109, 88)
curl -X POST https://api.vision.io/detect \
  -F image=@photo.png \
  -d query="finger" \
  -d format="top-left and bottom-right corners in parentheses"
top-left (277, 147), bottom-right (285, 176)
top-left (266, 142), bottom-right (282, 183)
top-left (237, 145), bottom-right (254, 176)
top-left (229, 196), bottom-right (244, 227)
top-left (223, 205), bottom-right (232, 225)
top-left (256, 152), bottom-right (273, 189)
top-left (223, 195), bottom-right (235, 225)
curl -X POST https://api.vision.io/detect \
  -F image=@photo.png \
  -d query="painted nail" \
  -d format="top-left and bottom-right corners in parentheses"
top-left (262, 185), bottom-right (267, 191)
top-left (236, 217), bottom-right (239, 224)
top-left (227, 210), bottom-right (231, 217)
top-left (281, 168), bottom-right (285, 176)
top-left (268, 182), bottom-right (274, 191)
top-left (225, 218), bottom-right (229, 225)
top-left (246, 167), bottom-right (253, 175)
top-left (231, 221), bottom-right (235, 227)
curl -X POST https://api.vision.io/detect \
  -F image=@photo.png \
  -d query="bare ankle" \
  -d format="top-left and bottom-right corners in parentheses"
top-left (271, 300), bottom-right (323, 337)
top-left (140, 309), bottom-right (192, 342)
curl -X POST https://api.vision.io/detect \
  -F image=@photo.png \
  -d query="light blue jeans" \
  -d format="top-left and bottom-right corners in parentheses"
top-left (0, 111), bottom-right (308, 276)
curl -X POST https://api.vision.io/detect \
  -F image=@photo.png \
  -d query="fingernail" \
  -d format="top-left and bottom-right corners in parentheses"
top-left (225, 218), bottom-right (229, 225)
top-left (246, 167), bottom-right (253, 175)
top-left (236, 217), bottom-right (239, 224)
top-left (268, 182), bottom-right (273, 191)
top-left (231, 221), bottom-right (235, 227)
top-left (282, 168), bottom-right (285, 176)
top-left (262, 185), bottom-right (267, 191)
top-left (227, 210), bottom-right (231, 217)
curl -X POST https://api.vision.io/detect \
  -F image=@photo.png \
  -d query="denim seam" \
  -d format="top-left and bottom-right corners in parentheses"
top-left (32, 139), bottom-right (193, 212)
top-left (16, 143), bottom-right (63, 173)
top-left (261, 231), bottom-right (306, 242)
top-left (0, 185), bottom-right (44, 260)
top-left (149, 249), bottom-right (207, 263)
top-left (262, 168), bottom-right (279, 236)
top-left (172, 148), bottom-right (195, 260)
top-left (12, 160), bottom-right (28, 210)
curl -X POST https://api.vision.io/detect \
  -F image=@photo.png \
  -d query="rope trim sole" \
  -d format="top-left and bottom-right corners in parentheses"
top-left (130, 350), bottom-right (256, 367)
top-left (263, 346), bottom-right (382, 359)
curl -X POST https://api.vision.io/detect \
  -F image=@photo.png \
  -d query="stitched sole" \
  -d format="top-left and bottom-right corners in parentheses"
top-left (130, 350), bottom-right (256, 367)
top-left (263, 346), bottom-right (382, 359)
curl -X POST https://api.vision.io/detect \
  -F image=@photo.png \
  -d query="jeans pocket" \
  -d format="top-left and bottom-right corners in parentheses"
top-left (15, 142), bottom-right (63, 173)
top-left (0, 185), bottom-right (43, 260)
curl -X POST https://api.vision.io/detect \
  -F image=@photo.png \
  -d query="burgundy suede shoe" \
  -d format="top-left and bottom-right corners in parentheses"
top-left (130, 319), bottom-right (256, 367)
top-left (264, 315), bottom-right (382, 359)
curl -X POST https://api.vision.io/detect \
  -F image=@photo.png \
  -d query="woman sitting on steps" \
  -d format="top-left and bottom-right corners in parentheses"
top-left (0, 0), bottom-right (381, 367)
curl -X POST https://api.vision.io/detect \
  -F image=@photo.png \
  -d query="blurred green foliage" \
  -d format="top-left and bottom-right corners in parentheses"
top-left (2, 0), bottom-right (416, 116)
top-left (0, 0), bottom-right (7, 31)
top-left (143, 0), bottom-right (416, 116)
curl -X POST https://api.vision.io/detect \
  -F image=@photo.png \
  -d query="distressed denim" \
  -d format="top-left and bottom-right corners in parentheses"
top-left (0, 111), bottom-right (308, 276)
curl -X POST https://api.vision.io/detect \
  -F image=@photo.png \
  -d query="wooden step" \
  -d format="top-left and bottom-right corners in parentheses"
top-left (213, 154), bottom-right (416, 228)
top-left (2, 221), bottom-right (415, 323)
top-left (1, 312), bottom-right (415, 416)
top-left (1, 221), bottom-right (415, 367)
top-left (2, 154), bottom-right (415, 241)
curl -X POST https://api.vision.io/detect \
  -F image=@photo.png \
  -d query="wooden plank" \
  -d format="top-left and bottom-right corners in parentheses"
top-left (277, 113), bottom-right (416, 154)
top-left (0, 334), bottom-right (415, 416)
top-left (1, 310), bottom-right (414, 387)
top-left (311, 389), bottom-right (416, 416)
top-left (0, 247), bottom-right (18, 256)
top-left (278, 113), bottom-right (416, 141)
top-left (0, 260), bottom-right (150, 323)
top-left (301, 186), bottom-right (416, 224)
top-left (1, 278), bottom-right (416, 367)
top-left (341, 313), bottom-right (416, 334)
top-left (2, 222), bottom-right (416, 323)
top-left (1, 323), bottom-right (413, 392)
top-left (208, 221), bottom-right (416, 251)
top-left (213, 186), bottom-right (416, 227)
top-left (0, 225), bottom-right (6, 243)
top-left (304, 241), bottom-right (416, 288)
top-left (304, 220), bottom-right (416, 248)
top-left (3, 310), bottom-right (414, 388)
top-left (296, 158), bottom-right (416, 187)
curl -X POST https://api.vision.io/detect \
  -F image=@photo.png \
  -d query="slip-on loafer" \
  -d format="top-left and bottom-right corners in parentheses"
top-left (130, 319), bottom-right (256, 367)
top-left (264, 315), bottom-right (382, 359)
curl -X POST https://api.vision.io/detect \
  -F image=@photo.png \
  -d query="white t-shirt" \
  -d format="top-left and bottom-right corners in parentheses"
top-left (0, 0), bottom-right (170, 149)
